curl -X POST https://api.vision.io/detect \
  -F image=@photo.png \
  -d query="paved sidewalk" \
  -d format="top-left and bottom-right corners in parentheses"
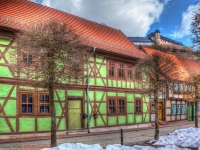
top-left (0, 122), bottom-right (196, 150)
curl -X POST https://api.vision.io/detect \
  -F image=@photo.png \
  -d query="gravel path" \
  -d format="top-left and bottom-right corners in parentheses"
top-left (0, 124), bottom-right (195, 150)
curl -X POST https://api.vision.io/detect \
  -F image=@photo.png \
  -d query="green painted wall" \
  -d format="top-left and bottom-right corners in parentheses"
top-left (37, 118), bottom-right (51, 131)
top-left (19, 118), bottom-right (35, 132)
top-left (0, 36), bottom-right (150, 133)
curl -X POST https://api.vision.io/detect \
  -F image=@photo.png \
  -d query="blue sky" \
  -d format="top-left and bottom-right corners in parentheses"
top-left (149, 0), bottom-right (199, 46)
top-left (32, 0), bottom-right (199, 47)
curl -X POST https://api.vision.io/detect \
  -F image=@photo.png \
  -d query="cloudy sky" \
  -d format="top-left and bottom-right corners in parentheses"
top-left (32, 0), bottom-right (198, 46)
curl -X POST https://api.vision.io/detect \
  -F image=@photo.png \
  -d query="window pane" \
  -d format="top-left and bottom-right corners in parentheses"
top-left (40, 105), bottom-right (44, 113)
top-left (109, 67), bottom-right (114, 76)
top-left (40, 95), bottom-right (44, 103)
top-left (119, 100), bottom-right (121, 106)
top-left (45, 95), bottom-right (49, 103)
top-left (122, 100), bottom-right (124, 106)
top-left (111, 107), bottom-right (115, 113)
top-left (22, 94), bottom-right (26, 103)
top-left (28, 105), bottom-right (32, 113)
top-left (28, 55), bottom-right (32, 64)
top-left (181, 105), bottom-right (185, 114)
top-left (22, 104), bottom-right (26, 113)
top-left (28, 94), bottom-right (32, 103)
top-left (23, 53), bottom-right (27, 63)
top-left (177, 105), bottom-right (180, 114)
top-left (119, 107), bottom-right (124, 113)
top-left (45, 106), bottom-right (49, 113)
top-left (128, 70), bottom-right (132, 78)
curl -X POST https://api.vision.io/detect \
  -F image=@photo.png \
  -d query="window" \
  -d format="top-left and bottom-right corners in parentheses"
top-left (23, 53), bottom-right (32, 65)
top-left (171, 104), bottom-right (176, 115)
top-left (177, 104), bottom-right (181, 114)
top-left (198, 102), bottom-right (200, 110)
top-left (172, 104), bottom-right (185, 115)
top-left (118, 64), bottom-right (125, 78)
top-left (135, 70), bottom-right (142, 80)
top-left (108, 61), bottom-right (115, 77)
top-left (71, 56), bottom-right (81, 70)
top-left (38, 94), bottom-right (50, 114)
top-left (151, 103), bottom-right (155, 112)
top-left (108, 98), bottom-right (126, 115)
top-left (127, 65), bottom-right (132, 79)
top-left (21, 93), bottom-right (33, 114)
top-left (135, 99), bottom-right (142, 113)
top-left (181, 104), bottom-right (185, 114)
top-left (118, 99), bottom-right (125, 113)
top-left (108, 99), bottom-right (116, 114)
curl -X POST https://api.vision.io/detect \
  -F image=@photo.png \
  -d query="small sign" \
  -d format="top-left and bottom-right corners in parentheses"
top-left (151, 114), bottom-right (155, 121)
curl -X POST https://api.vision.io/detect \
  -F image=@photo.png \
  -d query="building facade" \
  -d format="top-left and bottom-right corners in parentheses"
top-left (0, 0), bottom-right (151, 134)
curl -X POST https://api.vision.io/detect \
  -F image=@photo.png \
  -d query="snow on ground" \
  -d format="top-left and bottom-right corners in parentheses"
top-left (41, 143), bottom-right (190, 150)
top-left (42, 127), bottom-right (200, 150)
top-left (154, 127), bottom-right (200, 148)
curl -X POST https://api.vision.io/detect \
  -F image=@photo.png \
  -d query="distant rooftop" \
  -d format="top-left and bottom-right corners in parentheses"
top-left (128, 37), bottom-right (154, 43)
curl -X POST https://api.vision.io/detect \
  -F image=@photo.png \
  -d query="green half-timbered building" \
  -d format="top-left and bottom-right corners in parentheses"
top-left (0, 0), bottom-right (150, 134)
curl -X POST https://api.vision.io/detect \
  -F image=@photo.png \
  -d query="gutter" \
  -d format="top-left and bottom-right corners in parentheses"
top-left (86, 47), bottom-right (96, 133)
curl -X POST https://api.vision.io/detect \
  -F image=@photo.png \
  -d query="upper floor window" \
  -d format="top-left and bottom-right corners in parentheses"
top-left (21, 93), bottom-right (33, 114)
top-left (135, 99), bottom-right (142, 113)
top-left (108, 61), bottom-right (115, 77)
top-left (135, 70), bottom-right (142, 80)
top-left (23, 53), bottom-right (32, 65)
top-left (127, 65), bottom-right (132, 79)
top-left (118, 64), bottom-right (125, 78)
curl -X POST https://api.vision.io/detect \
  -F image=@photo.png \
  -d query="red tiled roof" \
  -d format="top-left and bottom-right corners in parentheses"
top-left (177, 56), bottom-right (200, 75)
top-left (142, 46), bottom-right (191, 81)
top-left (0, 0), bottom-right (146, 59)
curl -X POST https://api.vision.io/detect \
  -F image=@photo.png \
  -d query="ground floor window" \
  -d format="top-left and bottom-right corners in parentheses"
top-left (20, 93), bottom-right (33, 114)
top-left (171, 104), bottom-right (185, 115)
top-left (39, 94), bottom-right (50, 114)
top-left (20, 92), bottom-right (50, 115)
top-left (108, 98), bottom-right (125, 115)
top-left (198, 102), bottom-right (200, 110)
top-left (135, 98), bottom-right (142, 113)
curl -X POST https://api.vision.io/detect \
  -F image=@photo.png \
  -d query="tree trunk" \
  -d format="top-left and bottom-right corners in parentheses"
top-left (195, 84), bottom-right (198, 128)
top-left (154, 88), bottom-right (159, 140)
top-left (49, 82), bottom-right (57, 147)
top-left (195, 101), bottom-right (198, 128)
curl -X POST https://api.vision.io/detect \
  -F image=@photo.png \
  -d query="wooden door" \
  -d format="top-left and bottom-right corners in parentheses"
top-left (158, 102), bottom-right (164, 121)
top-left (68, 100), bottom-right (82, 129)
top-left (188, 103), bottom-right (194, 121)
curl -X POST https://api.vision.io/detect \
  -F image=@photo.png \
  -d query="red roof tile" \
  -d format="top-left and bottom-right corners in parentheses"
top-left (176, 56), bottom-right (200, 75)
top-left (142, 46), bottom-right (191, 81)
top-left (0, 0), bottom-right (146, 59)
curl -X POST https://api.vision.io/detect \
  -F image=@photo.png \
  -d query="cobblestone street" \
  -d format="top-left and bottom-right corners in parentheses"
top-left (0, 123), bottom-right (196, 150)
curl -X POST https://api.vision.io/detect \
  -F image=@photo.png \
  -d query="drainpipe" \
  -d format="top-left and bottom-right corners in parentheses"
top-left (86, 47), bottom-right (96, 133)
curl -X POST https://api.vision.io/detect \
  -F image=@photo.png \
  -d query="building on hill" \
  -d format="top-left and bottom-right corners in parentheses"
top-left (142, 46), bottom-right (200, 122)
top-left (128, 30), bottom-right (184, 47)
top-left (0, 0), bottom-right (151, 135)
top-left (129, 30), bottom-right (194, 60)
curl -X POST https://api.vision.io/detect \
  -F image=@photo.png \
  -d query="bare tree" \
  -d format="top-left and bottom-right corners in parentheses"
top-left (137, 51), bottom-right (178, 140)
top-left (10, 20), bottom-right (88, 147)
top-left (183, 74), bottom-right (200, 128)
top-left (191, 2), bottom-right (200, 52)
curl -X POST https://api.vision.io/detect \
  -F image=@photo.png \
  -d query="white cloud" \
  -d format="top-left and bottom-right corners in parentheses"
top-left (30, 0), bottom-right (169, 36)
top-left (170, 4), bottom-right (198, 38)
